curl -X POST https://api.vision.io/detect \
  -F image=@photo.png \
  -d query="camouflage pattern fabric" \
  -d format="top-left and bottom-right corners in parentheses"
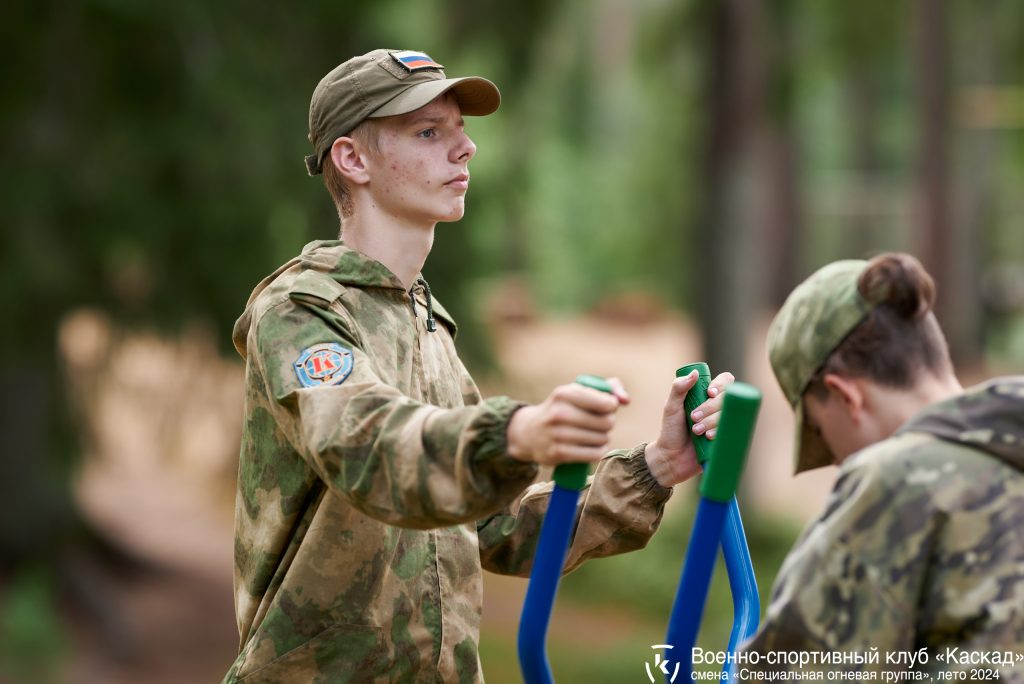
top-left (222, 241), bottom-right (673, 683)
top-left (766, 260), bottom-right (871, 409)
top-left (766, 259), bottom-right (873, 474)
top-left (742, 378), bottom-right (1024, 679)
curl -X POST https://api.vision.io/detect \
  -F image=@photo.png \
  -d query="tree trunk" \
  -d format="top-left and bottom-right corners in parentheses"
top-left (762, 0), bottom-right (802, 308)
top-left (0, 362), bottom-right (75, 569)
top-left (847, 71), bottom-right (882, 258)
top-left (914, 0), bottom-right (956, 349)
top-left (948, 5), bottom-right (993, 364)
top-left (693, 0), bottom-right (763, 379)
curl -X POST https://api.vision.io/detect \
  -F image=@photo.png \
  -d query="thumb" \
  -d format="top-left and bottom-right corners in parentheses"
top-left (663, 371), bottom-right (696, 416)
top-left (673, 370), bottom-right (698, 399)
top-left (605, 377), bottom-right (631, 405)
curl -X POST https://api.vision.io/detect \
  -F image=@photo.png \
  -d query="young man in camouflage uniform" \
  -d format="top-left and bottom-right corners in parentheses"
top-left (222, 49), bottom-right (734, 682)
top-left (743, 253), bottom-right (1024, 678)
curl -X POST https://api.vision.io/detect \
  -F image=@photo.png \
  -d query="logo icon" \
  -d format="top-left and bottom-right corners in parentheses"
top-left (294, 342), bottom-right (354, 388)
top-left (646, 644), bottom-right (680, 683)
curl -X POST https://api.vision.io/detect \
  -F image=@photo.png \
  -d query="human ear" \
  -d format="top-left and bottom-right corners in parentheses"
top-left (822, 373), bottom-right (864, 423)
top-left (329, 137), bottom-right (370, 185)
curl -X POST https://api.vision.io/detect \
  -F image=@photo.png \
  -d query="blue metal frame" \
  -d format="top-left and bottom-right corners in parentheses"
top-left (722, 499), bottom-right (760, 656)
top-left (665, 498), bottom-right (730, 677)
top-left (517, 484), bottom-right (580, 684)
top-left (664, 497), bottom-right (760, 681)
top-left (516, 377), bottom-right (761, 684)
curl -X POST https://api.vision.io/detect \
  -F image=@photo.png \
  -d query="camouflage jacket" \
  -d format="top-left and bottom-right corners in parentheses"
top-left (743, 378), bottom-right (1024, 678)
top-left (222, 241), bottom-right (673, 683)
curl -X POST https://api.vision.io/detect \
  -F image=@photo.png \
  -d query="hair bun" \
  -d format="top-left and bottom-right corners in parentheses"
top-left (858, 252), bottom-right (936, 320)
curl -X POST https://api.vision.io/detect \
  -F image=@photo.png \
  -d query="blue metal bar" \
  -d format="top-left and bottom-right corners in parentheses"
top-left (665, 498), bottom-right (730, 680)
top-left (516, 374), bottom-right (761, 684)
top-left (721, 497), bottom-right (760, 679)
top-left (666, 382), bottom-right (762, 682)
top-left (517, 484), bottom-right (580, 684)
top-left (518, 374), bottom-right (612, 684)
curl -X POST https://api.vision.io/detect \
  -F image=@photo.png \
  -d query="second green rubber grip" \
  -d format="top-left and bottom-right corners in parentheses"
top-left (677, 362), bottom-right (713, 465)
top-left (699, 383), bottom-right (762, 502)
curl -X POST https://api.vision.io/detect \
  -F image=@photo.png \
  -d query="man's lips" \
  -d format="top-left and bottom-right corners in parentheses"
top-left (445, 173), bottom-right (470, 190)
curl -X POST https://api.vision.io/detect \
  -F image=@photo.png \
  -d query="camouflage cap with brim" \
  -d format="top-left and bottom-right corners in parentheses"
top-left (305, 49), bottom-right (500, 176)
top-left (767, 259), bottom-right (877, 474)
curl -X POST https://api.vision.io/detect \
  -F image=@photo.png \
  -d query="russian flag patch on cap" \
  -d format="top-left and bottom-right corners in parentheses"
top-left (391, 50), bottom-right (443, 71)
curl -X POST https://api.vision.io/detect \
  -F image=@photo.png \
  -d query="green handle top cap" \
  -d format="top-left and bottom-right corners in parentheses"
top-left (699, 383), bottom-right (762, 503)
top-left (677, 362), bottom-right (713, 465)
top-left (553, 375), bottom-right (614, 491)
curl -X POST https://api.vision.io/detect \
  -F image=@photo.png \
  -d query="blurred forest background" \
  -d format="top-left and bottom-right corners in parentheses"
top-left (3, 0), bottom-right (1024, 682)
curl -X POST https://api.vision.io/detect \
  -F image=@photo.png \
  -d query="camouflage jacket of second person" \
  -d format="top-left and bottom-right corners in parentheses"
top-left (221, 241), bottom-right (674, 683)
top-left (742, 378), bottom-right (1024, 679)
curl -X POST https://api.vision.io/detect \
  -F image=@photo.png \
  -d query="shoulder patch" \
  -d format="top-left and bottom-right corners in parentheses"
top-left (294, 342), bottom-right (354, 388)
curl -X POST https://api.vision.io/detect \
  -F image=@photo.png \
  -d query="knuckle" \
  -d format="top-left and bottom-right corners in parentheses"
top-left (553, 384), bottom-right (573, 400)
top-left (546, 408), bottom-right (566, 426)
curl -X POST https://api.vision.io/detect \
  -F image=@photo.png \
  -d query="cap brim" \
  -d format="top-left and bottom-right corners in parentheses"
top-left (368, 77), bottom-right (500, 118)
top-left (793, 400), bottom-right (836, 474)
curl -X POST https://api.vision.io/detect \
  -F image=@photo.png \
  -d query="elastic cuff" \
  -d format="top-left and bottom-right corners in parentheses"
top-left (473, 396), bottom-right (539, 481)
top-left (624, 442), bottom-right (674, 504)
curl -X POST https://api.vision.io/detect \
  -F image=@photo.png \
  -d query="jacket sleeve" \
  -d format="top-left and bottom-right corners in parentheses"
top-left (741, 451), bottom-right (937, 668)
top-left (250, 294), bottom-right (538, 530)
top-left (477, 443), bottom-right (673, 576)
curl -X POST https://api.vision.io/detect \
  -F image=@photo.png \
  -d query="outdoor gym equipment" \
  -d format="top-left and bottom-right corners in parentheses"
top-left (517, 374), bottom-right (612, 684)
top-left (517, 366), bottom-right (762, 684)
top-left (666, 364), bottom-right (762, 680)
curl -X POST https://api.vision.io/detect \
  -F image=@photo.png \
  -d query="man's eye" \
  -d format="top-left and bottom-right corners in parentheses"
top-left (417, 129), bottom-right (435, 139)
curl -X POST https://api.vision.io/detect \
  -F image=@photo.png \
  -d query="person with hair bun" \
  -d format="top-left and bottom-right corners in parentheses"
top-left (742, 252), bottom-right (1024, 677)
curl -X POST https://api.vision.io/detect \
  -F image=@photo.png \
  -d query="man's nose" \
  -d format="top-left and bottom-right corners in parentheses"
top-left (453, 131), bottom-right (476, 162)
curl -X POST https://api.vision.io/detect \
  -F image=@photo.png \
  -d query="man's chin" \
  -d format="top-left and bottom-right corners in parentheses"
top-left (437, 206), bottom-right (466, 223)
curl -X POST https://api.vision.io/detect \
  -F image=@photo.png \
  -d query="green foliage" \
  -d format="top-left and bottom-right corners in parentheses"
top-left (0, 567), bottom-right (68, 683)
top-left (7, 0), bottom-right (1017, 367)
top-left (4, 0), bottom-right (1023, 353)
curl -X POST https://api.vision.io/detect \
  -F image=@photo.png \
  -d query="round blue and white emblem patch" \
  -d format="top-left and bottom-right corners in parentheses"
top-left (293, 342), bottom-right (354, 388)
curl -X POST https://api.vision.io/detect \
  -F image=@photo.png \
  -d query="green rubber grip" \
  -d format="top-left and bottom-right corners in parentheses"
top-left (553, 375), bottom-right (614, 491)
top-left (677, 362), bottom-right (713, 465)
top-left (699, 383), bottom-right (762, 503)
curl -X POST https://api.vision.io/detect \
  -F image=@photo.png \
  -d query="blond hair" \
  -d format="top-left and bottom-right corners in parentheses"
top-left (322, 120), bottom-right (382, 225)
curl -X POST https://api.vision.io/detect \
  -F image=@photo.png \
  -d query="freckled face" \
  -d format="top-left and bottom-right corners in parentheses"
top-left (364, 94), bottom-right (477, 225)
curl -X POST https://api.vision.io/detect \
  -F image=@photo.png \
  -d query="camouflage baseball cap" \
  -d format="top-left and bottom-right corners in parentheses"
top-left (305, 49), bottom-right (500, 176)
top-left (767, 260), bottom-right (876, 473)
